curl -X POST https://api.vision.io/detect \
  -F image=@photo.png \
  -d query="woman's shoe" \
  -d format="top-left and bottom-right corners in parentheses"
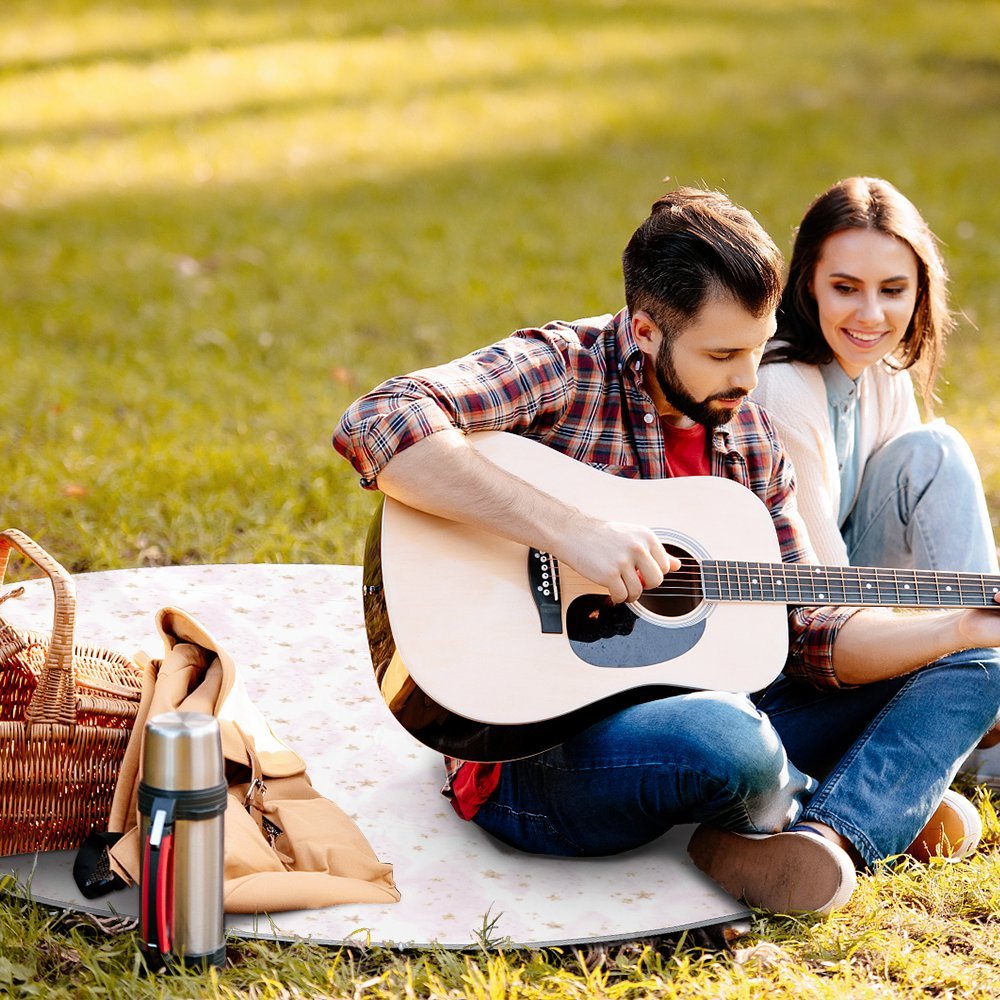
top-left (906, 789), bottom-right (982, 862)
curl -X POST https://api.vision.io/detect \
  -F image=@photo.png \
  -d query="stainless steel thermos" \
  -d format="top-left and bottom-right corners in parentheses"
top-left (139, 711), bottom-right (227, 970)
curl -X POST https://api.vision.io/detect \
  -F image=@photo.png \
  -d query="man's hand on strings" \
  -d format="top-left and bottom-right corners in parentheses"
top-left (556, 517), bottom-right (681, 604)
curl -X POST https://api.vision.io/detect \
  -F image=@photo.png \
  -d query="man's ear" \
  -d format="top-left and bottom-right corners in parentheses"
top-left (631, 310), bottom-right (662, 358)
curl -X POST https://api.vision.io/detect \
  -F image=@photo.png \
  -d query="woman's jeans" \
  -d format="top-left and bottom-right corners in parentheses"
top-left (841, 422), bottom-right (1000, 782)
top-left (841, 422), bottom-right (998, 574)
top-left (474, 427), bottom-right (1000, 867)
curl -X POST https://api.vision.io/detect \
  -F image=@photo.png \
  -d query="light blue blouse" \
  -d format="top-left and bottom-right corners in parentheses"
top-left (820, 360), bottom-right (864, 527)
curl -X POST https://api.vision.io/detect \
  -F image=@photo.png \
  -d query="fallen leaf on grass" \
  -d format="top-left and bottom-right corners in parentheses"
top-left (732, 942), bottom-right (794, 969)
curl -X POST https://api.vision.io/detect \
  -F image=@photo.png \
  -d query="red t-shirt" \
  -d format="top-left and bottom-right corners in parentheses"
top-left (660, 419), bottom-right (710, 477)
top-left (448, 420), bottom-right (710, 820)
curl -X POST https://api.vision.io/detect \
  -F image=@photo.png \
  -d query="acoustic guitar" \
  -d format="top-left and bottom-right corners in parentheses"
top-left (361, 431), bottom-right (1000, 762)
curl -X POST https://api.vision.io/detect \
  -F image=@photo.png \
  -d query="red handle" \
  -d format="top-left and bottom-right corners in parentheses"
top-left (140, 801), bottom-right (176, 962)
top-left (156, 832), bottom-right (174, 954)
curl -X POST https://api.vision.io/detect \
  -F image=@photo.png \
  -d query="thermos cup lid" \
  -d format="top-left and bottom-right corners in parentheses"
top-left (142, 711), bottom-right (225, 791)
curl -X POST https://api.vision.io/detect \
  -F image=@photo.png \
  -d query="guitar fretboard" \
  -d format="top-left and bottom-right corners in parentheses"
top-left (701, 561), bottom-right (1000, 609)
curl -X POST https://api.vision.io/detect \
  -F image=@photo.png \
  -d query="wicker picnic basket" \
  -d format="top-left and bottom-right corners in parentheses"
top-left (0, 528), bottom-right (144, 856)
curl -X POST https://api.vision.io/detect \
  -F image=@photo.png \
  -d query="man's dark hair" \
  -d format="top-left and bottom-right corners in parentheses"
top-left (622, 187), bottom-right (783, 341)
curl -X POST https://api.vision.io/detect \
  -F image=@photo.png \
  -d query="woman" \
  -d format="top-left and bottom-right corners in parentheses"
top-left (753, 176), bottom-right (1000, 849)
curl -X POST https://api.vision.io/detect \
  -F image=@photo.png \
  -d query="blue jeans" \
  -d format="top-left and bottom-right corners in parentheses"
top-left (475, 650), bottom-right (1000, 867)
top-left (842, 423), bottom-right (999, 574)
top-left (474, 426), bottom-right (1000, 865)
top-left (841, 423), bottom-right (1000, 783)
top-left (755, 647), bottom-right (1000, 866)
top-left (473, 691), bottom-right (816, 856)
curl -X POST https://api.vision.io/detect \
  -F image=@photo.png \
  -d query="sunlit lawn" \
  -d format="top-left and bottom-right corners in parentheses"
top-left (4, 0), bottom-right (1000, 570)
top-left (3, 0), bottom-right (1000, 995)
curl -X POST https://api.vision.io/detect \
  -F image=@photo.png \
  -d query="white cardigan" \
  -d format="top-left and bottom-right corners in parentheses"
top-left (752, 359), bottom-right (921, 566)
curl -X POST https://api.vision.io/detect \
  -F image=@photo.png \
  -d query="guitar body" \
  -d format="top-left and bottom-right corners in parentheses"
top-left (363, 431), bottom-right (789, 761)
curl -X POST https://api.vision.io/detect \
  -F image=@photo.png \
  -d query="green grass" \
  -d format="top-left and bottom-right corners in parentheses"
top-left (3, 0), bottom-right (1000, 995)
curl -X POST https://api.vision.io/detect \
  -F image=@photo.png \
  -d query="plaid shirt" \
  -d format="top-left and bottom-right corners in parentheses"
top-left (334, 309), bottom-right (859, 805)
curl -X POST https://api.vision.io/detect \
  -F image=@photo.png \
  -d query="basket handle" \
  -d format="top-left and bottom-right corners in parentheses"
top-left (0, 528), bottom-right (78, 728)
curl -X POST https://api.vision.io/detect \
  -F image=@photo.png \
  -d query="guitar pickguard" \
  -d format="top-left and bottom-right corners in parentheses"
top-left (566, 594), bottom-right (706, 667)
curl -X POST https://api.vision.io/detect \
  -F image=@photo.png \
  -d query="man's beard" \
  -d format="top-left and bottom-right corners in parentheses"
top-left (654, 339), bottom-right (748, 429)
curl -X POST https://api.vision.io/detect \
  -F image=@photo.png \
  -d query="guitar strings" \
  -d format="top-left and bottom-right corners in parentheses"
top-left (556, 563), bottom-right (1000, 605)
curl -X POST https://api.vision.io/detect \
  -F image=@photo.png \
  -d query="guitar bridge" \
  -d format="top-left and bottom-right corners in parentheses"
top-left (528, 549), bottom-right (563, 633)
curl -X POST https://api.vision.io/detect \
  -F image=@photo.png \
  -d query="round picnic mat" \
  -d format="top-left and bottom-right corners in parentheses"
top-left (0, 563), bottom-right (747, 948)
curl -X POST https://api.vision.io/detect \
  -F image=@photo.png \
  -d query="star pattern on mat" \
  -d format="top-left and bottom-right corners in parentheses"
top-left (1, 563), bottom-right (749, 949)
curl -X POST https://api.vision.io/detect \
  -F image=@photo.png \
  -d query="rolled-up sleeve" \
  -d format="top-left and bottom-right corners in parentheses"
top-left (785, 605), bottom-right (858, 688)
top-left (333, 389), bottom-right (458, 488)
top-left (332, 332), bottom-right (573, 488)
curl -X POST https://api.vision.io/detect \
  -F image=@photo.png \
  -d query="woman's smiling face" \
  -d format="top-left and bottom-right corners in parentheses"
top-left (811, 228), bottom-right (919, 379)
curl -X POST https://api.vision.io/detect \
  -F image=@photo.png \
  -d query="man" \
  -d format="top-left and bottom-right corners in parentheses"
top-left (333, 188), bottom-right (1000, 915)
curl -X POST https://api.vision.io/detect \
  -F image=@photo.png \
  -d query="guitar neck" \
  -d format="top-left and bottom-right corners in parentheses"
top-left (702, 561), bottom-right (1000, 609)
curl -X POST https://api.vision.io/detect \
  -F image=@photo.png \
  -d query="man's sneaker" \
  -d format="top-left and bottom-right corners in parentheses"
top-left (687, 825), bottom-right (857, 915)
top-left (906, 789), bottom-right (982, 862)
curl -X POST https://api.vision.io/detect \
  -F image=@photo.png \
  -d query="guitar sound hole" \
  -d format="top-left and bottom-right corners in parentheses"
top-left (636, 543), bottom-right (703, 618)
